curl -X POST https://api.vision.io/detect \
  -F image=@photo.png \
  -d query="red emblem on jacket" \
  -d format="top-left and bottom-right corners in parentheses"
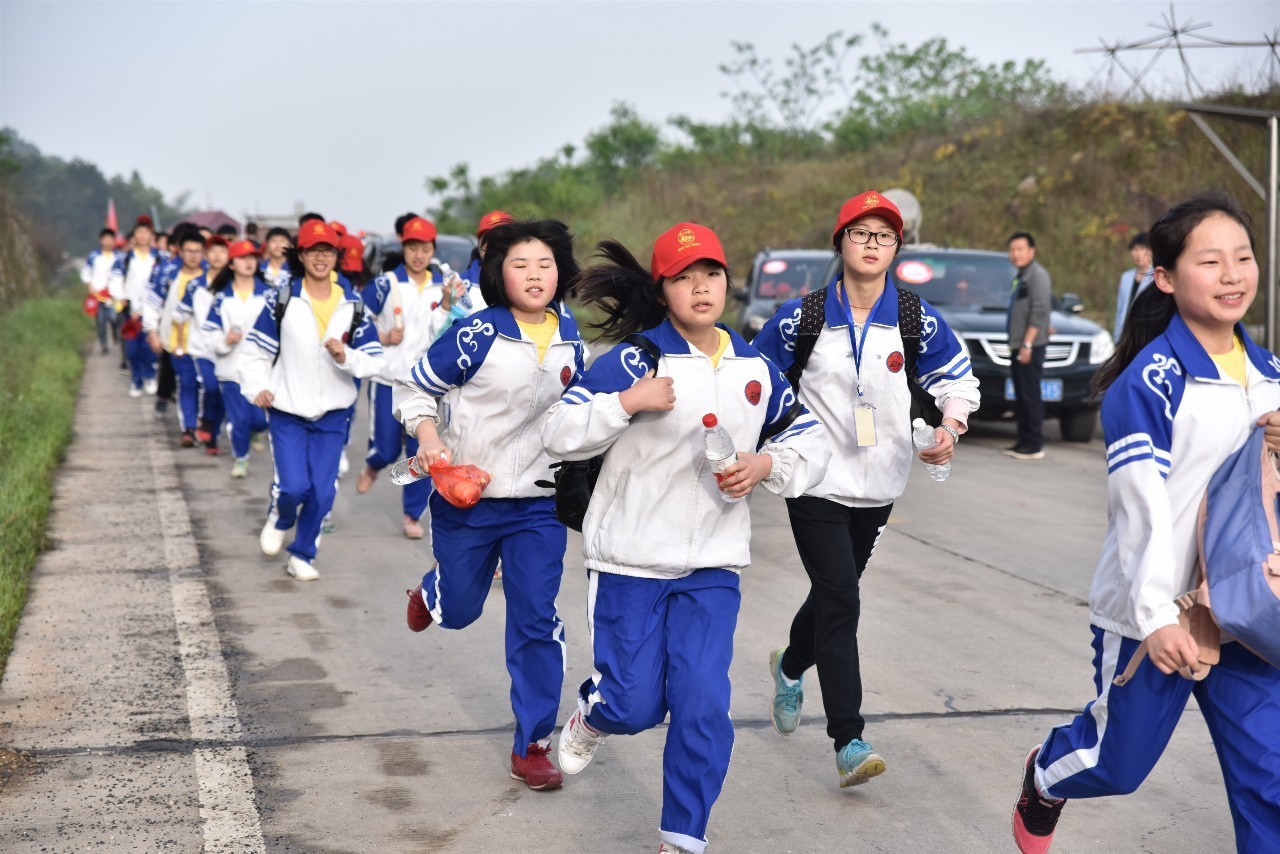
top-left (886, 351), bottom-right (904, 373)
top-left (745, 380), bottom-right (762, 405)
top-left (560, 366), bottom-right (572, 387)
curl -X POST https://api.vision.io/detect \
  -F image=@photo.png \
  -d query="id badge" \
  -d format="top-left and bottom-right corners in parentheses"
top-left (853, 402), bottom-right (878, 447)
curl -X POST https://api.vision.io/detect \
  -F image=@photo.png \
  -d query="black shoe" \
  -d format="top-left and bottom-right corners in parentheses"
top-left (153, 400), bottom-right (168, 420)
top-left (1012, 747), bottom-right (1065, 853)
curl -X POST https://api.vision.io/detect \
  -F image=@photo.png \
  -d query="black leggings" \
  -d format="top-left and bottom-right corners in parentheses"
top-left (156, 350), bottom-right (175, 401)
top-left (780, 496), bottom-right (893, 752)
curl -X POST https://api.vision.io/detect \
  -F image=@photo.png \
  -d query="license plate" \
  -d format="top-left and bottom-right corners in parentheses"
top-left (1005, 378), bottom-right (1064, 402)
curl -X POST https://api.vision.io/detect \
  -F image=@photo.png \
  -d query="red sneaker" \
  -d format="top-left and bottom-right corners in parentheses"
top-left (510, 742), bottom-right (562, 791)
top-left (179, 430), bottom-right (196, 448)
top-left (406, 585), bottom-right (433, 632)
top-left (205, 445), bottom-right (221, 456)
top-left (194, 429), bottom-right (213, 444)
top-left (1012, 746), bottom-right (1066, 854)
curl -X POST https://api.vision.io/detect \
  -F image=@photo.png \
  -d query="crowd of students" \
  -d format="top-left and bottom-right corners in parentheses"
top-left (82, 191), bottom-right (1278, 854)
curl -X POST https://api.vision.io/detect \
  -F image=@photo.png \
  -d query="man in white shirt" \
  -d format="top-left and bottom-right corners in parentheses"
top-left (1113, 232), bottom-right (1152, 340)
top-left (82, 228), bottom-right (122, 356)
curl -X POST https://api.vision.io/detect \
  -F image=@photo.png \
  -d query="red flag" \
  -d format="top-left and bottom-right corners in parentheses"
top-left (106, 198), bottom-right (118, 233)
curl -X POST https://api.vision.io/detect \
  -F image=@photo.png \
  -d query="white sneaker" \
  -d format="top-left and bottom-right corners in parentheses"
top-left (128, 387), bottom-right (143, 398)
top-left (286, 555), bottom-right (319, 581)
top-left (338, 450), bottom-right (350, 477)
top-left (143, 378), bottom-right (158, 395)
top-left (259, 519), bottom-right (286, 556)
top-left (558, 709), bottom-right (605, 775)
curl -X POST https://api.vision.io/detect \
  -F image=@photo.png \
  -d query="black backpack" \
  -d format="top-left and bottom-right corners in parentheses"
top-left (538, 331), bottom-right (803, 532)
top-left (271, 282), bottom-right (365, 367)
top-left (785, 286), bottom-right (933, 422)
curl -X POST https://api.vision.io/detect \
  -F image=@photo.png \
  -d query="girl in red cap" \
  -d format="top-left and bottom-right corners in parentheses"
top-left (238, 221), bottom-right (385, 581)
top-left (203, 240), bottom-right (272, 478)
top-left (393, 219), bottom-right (586, 793)
top-left (543, 223), bottom-right (831, 854)
top-left (752, 191), bottom-right (980, 788)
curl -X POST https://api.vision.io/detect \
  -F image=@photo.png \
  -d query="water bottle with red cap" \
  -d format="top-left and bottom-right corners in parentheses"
top-left (703, 413), bottom-right (744, 504)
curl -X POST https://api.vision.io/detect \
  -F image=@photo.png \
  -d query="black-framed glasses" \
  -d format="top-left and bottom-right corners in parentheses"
top-left (845, 227), bottom-right (899, 247)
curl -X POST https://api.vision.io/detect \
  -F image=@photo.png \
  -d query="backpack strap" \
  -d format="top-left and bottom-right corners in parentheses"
top-left (784, 289), bottom-right (828, 390)
top-left (346, 297), bottom-right (366, 344)
top-left (270, 282), bottom-right (291, 366)
top-left (621, 332), bottom-right (661, 370)
top-left (896, 287), bottom-right (922, 383)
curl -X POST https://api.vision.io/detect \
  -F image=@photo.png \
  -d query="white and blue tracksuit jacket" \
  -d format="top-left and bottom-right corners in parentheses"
top-left (542, 319), bottom-right (832, 580)
top-left (362, 261), bottom-right (479, 387)
top-left (82, 249), bottom-right (123, 299)
top-left (109, 247), bottom-right (161, 308)
top-left (202, 278), bottom-right (271, 383)
top-left (259, 258), bottom-right (292, 288)
top-left (173, 274), bottom-right (220, 361)
top-left (392, 302), bottom-right (587, 499)
top-left (1091, 314), bottom-right (1280, 640)
top-left (238, 280), bottom-right (385, 419)
top-left (753, 277), bottom-right (980, 507)
top-left (142, 257), bottom-right (206, 346)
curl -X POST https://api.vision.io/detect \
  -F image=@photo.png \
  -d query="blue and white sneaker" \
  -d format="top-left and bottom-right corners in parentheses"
top-left (769, 647), bottom-right (803, 734)
top-left (837, 739), bottom-right (886, 788)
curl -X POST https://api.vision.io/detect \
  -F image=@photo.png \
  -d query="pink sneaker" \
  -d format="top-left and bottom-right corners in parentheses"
top-left (1012, 746), bottom-right (1066, 854)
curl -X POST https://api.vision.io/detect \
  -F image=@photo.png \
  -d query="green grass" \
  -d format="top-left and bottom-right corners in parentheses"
top-left (0, 297), bottom-right (91, 680)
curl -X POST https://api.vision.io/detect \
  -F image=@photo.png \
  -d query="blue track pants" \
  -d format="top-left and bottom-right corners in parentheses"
top-left (221, 381), bottom-right (267, 460)
top-left (196, 357), bottom-right (224, 443)
top-left (172, 353), bottom-right (198, 431)
top-left (578, 568), bottom-right (740, 854)
top-left (365, 381), bottom-right (430, 520)
top-left (266, 408), bottom-right (350, 563)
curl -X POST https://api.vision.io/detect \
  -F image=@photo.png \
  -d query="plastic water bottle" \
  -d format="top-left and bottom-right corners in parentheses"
top-left (388, 455), bottom-right (429, 486)
top-left (912, 418), bottom-right (951, 482)
top-left (703, 413), bottom-right (744, 503)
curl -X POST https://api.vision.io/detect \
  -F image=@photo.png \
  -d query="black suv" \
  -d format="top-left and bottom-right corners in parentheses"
top-left (734, 248), bottom-right (832, 340)
top-left (819, 247), bottom-right (1113, 442)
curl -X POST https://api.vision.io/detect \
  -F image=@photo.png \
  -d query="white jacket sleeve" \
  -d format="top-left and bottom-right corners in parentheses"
top-left (542, 393), bottom-right (632, 461)
top-left (392, 373), bottom-right (438, 436)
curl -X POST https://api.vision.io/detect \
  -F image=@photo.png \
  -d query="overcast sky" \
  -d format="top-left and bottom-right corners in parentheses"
top-left (2, 1), bottom-right (1276, 233)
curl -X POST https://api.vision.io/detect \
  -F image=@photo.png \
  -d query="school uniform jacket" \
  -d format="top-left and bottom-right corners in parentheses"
top-left (202, 278), bottom-right (271, 383)
top-left (362, 262), bottom-right (463, 387)
top-left (1092, 314), bottom-right (1280, 640)
top-left (173, 274), bottom-right (219, 361)
top-left (82, 249), bottom-right (122, 299)
top-left (753, 277), bottom-right (980, 507)
top-left (239, 280), bottom-right (385, 420)
top-left (259, 259), bottom-right (292, 288)
top-left (142, 257), bottom-right (206, 348)
top-left (393, 302), bottom-right (587, 500)
top-left (542, 319), bottom-right (832, 580)
top-left (109, 247), bottom-right (161, 308)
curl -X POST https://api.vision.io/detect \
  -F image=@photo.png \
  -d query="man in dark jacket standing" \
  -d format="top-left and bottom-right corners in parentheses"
top-left (1006, 232), bottom-right (1052, 459)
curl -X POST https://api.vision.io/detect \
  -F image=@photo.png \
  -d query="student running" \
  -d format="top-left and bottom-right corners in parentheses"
top-left (357, 216), bottom-right (466, 539)
top-left (393, 219), bottom-right (585, 793)
top-left (751, 191), bottom-right (980, 788)
top-left (175, 235), bottom-right (230, 454)
top-left (1011, 193), bottom-right (1280, 854)
top-left (83, 227), bottom-right (122, 356)
top-left (203, 239), bottom-right (271, 478)
top-left (144, 227), bottom-right (207, 440)
top-left (111, 215), bottom-right (162, 397)
top-left (544, 223), bottom-right (830, 854)
top-left (239, 220), bottom-right (384, 582)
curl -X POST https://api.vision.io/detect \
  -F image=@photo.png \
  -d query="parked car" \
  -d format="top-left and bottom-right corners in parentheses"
top-left (820, 247), bottom-right (1114, 442)
top-left (734, 248), bottom-right (832, 339)
top-left (363, 232), bottom-right (477, 277)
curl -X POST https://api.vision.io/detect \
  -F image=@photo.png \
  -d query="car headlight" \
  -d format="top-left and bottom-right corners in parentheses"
top-left (1089, 330), bottom-right (1115, 364)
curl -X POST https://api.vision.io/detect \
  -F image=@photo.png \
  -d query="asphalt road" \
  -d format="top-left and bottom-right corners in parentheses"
top-left (0, 352), bottom-right (1236, 853)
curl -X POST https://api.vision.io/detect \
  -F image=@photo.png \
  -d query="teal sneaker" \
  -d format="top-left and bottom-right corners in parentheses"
top-left (769, 647), bottom-right (803, 734)
top-left (837, 739), bottom-right (886, 788)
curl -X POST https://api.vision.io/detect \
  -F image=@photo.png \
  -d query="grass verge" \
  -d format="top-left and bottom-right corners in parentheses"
top-left (0, 297), bottom-right (90, 680)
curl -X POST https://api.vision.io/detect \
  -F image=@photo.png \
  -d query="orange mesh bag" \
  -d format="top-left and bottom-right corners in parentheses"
top-left (429, 460), bottom-right (492, 509)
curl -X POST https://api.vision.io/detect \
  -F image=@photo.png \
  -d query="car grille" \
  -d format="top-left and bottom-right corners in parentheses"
top-left (976, 338), bottom-right (1080, 368)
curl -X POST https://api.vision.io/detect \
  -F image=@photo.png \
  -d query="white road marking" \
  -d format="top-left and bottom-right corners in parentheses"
top-left (148, 423), bottom-right (266, 852)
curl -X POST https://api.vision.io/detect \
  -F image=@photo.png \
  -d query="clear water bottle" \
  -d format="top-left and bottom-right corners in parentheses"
top-left (912, 418), bottom-right (951, 482)
top-left (702, 413), bottom-right (744, 503)
top-left (389, 455), bottom-right (429, 486)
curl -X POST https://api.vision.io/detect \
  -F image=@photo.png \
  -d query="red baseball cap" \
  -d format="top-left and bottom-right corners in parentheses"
top-left (340, 235), bottom-right (364, 272)
top-left (330, 221), bottom-right (348, 240)
top-left (400, 216), bottom-right (438, 244)
top-left (476, 210), bottom-right (514, 237)
top-left (297, 220), bottom-right (341, 250)
top-left (650, 222), bottom-right (727, 281)
top-left (228, 239), bottom-right (261, 260)
top-left (206, 235), bottom-right (229, 250)
top-left (135, 215), bottom-right (154, 228)
top-left (833, 191), bottom-right (904, 243)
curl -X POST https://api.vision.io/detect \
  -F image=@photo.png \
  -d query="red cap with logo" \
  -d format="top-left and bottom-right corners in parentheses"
top-left (228, 239), bottom-right (261, 260)
top-left (833, 191), bottom-right (904, 243)
top-left (400, 216), bottom-right (438, 243)
top-left (650, 222), bottom-right (728, 281)
top-left (297, 220), bottom-right (341, 250)
top-left (340, 235), bottom-right (364, 272)
top-left (330, 221), bottom-right (348, 240)
top-left (476, 210), bottom-right (514, 238)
